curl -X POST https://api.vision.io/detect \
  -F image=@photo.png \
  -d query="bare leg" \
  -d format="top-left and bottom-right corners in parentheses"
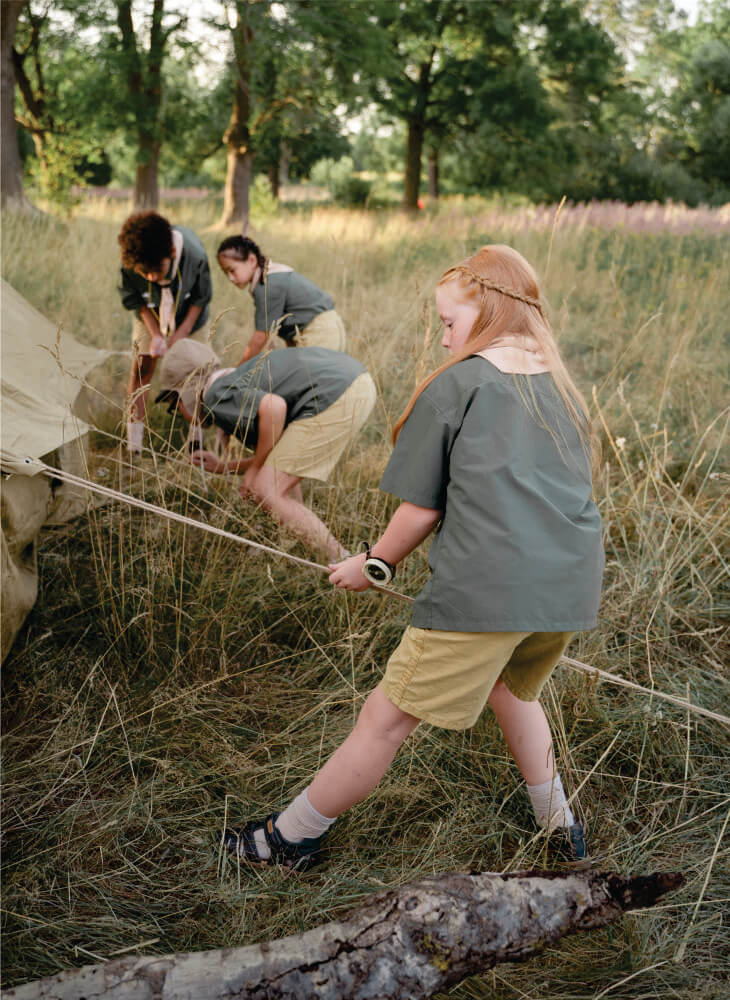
top-left (288, 481), bottom-right (304, 504)
top-left (246, 466), bottom-right (348, 560)
top-left (307, 684), bottom-right (420, 817)
top-left (127, 353), bottom-right (156, 423)
top-left (487, 679), bottom-right (555, 785)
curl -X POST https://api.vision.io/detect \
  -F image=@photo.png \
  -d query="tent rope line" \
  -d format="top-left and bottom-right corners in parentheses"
top-left (28, 458), bottom-right (730, 729)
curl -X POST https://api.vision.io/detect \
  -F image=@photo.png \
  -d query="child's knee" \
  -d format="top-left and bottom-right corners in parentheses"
top-left (358, 686), bottom-right (419, 746)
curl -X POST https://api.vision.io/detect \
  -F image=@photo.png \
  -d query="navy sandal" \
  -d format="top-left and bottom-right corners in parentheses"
top-left (548, 820), bottom-right (589, 862)
top-left (222, 812), bottom-right (324, 872)
top-left (567, 821), bottom-right (588, 860)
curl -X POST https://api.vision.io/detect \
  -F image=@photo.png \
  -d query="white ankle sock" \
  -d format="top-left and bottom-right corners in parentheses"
top-left (127, 420), bottom-right (144, 454)
top-left (527, 774), bottom-right (575, 831)
top-left (253, 789), bottom-right (337, 859)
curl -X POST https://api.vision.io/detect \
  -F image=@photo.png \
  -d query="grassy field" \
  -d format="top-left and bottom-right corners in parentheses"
top-left (1, 196), bottom-right (729, 998)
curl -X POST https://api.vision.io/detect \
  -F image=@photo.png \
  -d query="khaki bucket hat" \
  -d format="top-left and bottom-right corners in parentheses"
top-left (156, 339), bottom-right (220, 417)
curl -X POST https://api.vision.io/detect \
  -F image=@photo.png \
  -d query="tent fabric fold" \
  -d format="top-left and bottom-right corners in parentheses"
top-left (1, 278), bottom-right (109, 475)
top-left (1, 279), bottom-right (110, 661)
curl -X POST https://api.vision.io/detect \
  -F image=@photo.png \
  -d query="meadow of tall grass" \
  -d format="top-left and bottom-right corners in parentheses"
top-left (1, 196), bottom-right (728, 997)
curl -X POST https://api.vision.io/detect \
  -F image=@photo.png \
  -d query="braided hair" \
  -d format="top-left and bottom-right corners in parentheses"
top-left (217, 235), bottom-right (266, 273)
top-left (392, 245), bottom-right (596, 471)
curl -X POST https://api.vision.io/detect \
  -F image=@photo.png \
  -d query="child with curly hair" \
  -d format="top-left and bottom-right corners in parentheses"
top-left (118, 211), bottom-right (212, 453)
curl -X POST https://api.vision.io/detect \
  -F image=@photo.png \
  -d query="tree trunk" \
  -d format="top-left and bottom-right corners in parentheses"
top-left (427, 146), bottom-right (440, 199)
top-left (279, 142), bottom-right (291, 189)
top-left (220, 1), bottom-right (253, 229)
top-left (404, 116), bottom-right (425, 212)
top-left (135, 137), bottom-right (160, 210)
top-left (221, 147), bottom-right (253, 228)
top-left (117, 0), bottom-right (166, 212)
top-left (403, 55), bottom-right (435, 212)
top-left (268, 160), bottom-right (280, 199)
top-left (0, 2), bottom-right (29, 208)
top-left (5, 869), bottom-right (682, 1000)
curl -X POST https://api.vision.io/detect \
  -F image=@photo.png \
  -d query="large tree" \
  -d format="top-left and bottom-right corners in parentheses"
top-left (115, 0), bottom-right (185, 209)
top-left (0, 1), bottom-right (29, 208)
top-left (646, 0), bottom-right (730, 202)
top-left (328, 0), bottom-right (548, 210)
top-left (216, 0), bottom-right (351, 225)
top-left (219, 0), bottom-right (257, 227)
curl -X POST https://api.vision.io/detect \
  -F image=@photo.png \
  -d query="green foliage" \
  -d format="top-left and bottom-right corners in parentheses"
top-left (248, 9), bottom-right (350, 189)
top-left (249, 173), bottom-right (279, 221)
top-left (311, 155), bottom-right (372, 205)
top-left (6, 0), bottom-right (730, 210)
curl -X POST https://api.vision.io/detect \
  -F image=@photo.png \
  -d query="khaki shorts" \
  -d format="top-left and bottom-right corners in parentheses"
top-left (132, 317), bottom-right (210, 357)
top-left (382, 626), bottom-right (574, 730)
top-left (290, 310), bottom-right (346, 352)
top-left (264, 372), bottom-right (376, 481)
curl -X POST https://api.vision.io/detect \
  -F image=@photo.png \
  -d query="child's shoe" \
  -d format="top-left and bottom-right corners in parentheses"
top-left (223, 812), bottom-right (325, 872)
top-left (550, 820), bottom-right (589, 862)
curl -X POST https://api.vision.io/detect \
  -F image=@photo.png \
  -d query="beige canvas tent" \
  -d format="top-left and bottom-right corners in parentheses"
top-left (1, 279), bottom-right (110, 660)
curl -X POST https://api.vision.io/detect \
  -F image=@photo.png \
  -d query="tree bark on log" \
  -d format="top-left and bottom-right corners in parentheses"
top-left (5, 869), bottom-right (682, 1000)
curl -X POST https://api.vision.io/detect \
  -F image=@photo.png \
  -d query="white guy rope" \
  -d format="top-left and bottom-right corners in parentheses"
top-left (28, 458), bottom-right (730, 728)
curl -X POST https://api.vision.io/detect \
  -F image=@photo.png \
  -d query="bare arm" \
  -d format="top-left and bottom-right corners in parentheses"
top-left (251, 393), bottom-right (287, 468)
top-left (168, 303), bottom-right (203, 346)
top-left (189, 450), bottom-right (254, 475)
top-left (137, 305), bottom-right (166, 357)
top-left (328, 501), bottom-right (442, 591)
top-left (239, 393), bottom-right (288, 494)
top-left (189, 393), bottom-right (286, 475)
top-left (238, 329), bottom-right (269, 364)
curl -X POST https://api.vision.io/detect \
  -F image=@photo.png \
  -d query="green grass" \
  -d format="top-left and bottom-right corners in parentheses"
top-left (1, 196), bottom-right (728, 997)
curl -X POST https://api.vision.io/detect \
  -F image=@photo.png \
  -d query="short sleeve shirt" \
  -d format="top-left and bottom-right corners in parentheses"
top-left (202, 346), bottom-right (365, 447)
top-left (118, 226), bottom-right (212, 332)
top-left (380, 357), bottom-right (604, 632)
top-left (253, 271), bottom-right (334, 342)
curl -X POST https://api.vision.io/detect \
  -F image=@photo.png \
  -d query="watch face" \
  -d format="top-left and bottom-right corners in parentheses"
top-left (369, 565), bottom-right (387, 581)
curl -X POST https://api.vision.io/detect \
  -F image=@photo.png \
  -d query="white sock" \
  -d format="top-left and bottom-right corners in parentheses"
top-left (527, 774), bottom-right (575, 831)
top-left (127, 420), bottom-right (144, 454)
top-left (253, 789), bottom-right (337, 859)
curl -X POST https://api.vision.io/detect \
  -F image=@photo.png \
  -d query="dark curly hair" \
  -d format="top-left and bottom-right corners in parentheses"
top-left (118, 211), bottom-right (174, 271)
top-left (217, 235), bottom-right (266, 271)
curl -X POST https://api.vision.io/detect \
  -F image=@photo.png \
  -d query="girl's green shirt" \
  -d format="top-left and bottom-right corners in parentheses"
top-left (381, 357), bottom-right (604, 632)
top-left (253, 271), bottom-right (334, 342)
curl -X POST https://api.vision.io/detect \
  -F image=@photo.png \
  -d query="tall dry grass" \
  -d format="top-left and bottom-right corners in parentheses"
top-left (1, 197), bottom-right (728, 997)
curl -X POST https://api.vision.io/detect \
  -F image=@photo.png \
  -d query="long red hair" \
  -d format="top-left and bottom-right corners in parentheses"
top-left (392, 245), bottom-right (595, 467)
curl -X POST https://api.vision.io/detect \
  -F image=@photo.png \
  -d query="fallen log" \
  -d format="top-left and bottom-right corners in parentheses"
top-left (5, 869), bottom-right (683, 1000)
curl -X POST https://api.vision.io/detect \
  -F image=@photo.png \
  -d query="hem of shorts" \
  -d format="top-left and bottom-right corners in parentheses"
top-left (500, 674), bottom-right (543, 703)
top-left (411, 614), bottom-right (597, 632)
top-left (381, 683), bottom-right (476, 732)
top-left (262, 458), bottom-right (330, 482)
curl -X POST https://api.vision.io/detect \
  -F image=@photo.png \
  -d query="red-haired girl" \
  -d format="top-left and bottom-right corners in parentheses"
top-left (224, 245), bottom-right (604, 870)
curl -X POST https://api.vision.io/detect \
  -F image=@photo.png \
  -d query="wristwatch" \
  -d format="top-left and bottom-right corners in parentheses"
top-left (361, 543), bottom-right (397, 586)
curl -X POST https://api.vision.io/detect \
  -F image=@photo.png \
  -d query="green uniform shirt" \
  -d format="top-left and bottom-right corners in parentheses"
top-left (202, 347), bottom-right (365, 447)
top-left (253, 271), bottom-right (334, 343)
top-left (380, 357), bottom-right (604, 632)
top-left (119, 226), bottom-right (212, 333)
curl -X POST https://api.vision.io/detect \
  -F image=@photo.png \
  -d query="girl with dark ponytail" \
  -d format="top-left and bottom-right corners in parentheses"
top-left (217, 235), bottom-right (347, 363)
